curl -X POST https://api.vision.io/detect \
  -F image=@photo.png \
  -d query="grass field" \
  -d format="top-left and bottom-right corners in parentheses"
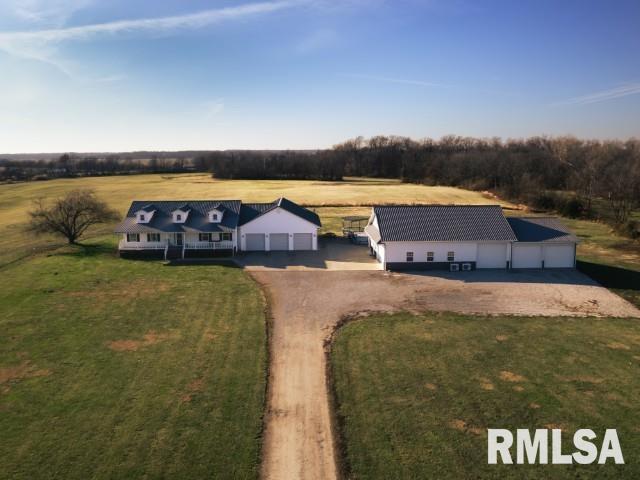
top-left (0, 174), bottom-right (508, 267)
top-left (1, 174), bottom-right (638, 274)
top-left (331, 312), bottom-right (640, 479)
top-left (0, 237), bottom-right (267, 480)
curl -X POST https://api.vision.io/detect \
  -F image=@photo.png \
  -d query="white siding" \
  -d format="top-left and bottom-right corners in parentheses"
top-left (384, 241), bottom-right (478, 263)
top-left (239, 207), bottom-right (318, 251)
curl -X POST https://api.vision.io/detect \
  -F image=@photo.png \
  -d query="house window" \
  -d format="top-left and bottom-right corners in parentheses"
top-left (406, 251), bottom-right (414, 262)
top-left (126, 233), bottom-right (140, 242)
top-left (199, 233), bottom-right (212, 242)
top-left (447, 251), bottom-right (455, 262)
top-left (427, 251), bottom-right (434, 262)
top-left (222, 232), bottom-right (232, 241)
top-left (212, 213), bottom-right (218, 221)
top-left (147, 233), bottom-right (160, 242)
top-left (211, 232), bottom-right (221, 242)
top-left (139, 214), bottom-right (145, 222)
top-left (176, 214), bottom-right (182, 221)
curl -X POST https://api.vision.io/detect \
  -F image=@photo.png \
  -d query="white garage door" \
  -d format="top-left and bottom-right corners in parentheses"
top-left (293, 233), bottom-right (312, 250)
top-left (544, 244), bottom-right (575, 268)
top-left (269, 233), bottom-right (289, 251)
top-left (477, 243), bottom-right (507, 269)
top-left (512, 244), bottom-right (543, 269)
top-left (245, 233), bottom-right (265, 251)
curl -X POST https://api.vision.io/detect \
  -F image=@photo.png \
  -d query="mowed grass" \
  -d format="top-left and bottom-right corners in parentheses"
top-left (0, 237), bottom-right (267, 480)
top-left (331, 313), bottom-right (640, 479)
top-left (0, 174), bottom-right (508, 266)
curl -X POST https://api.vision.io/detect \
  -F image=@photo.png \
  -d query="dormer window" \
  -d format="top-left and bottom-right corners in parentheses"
top-left (140, 214), bottom-right (145, 222)
top-left (176, 214), bottom-right (182, 221)
top-left (208, 209), bottom-right (223, 223)
top-left (135, 209), bottom-right (154, 224)
top-left (172, 208), bottom-right (190, 223)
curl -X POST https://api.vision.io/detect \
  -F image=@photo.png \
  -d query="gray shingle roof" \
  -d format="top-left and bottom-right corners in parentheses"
top-left (507, 217), bottom-right (578, 243)
top-left (373, 205), bottom-right (517, 242)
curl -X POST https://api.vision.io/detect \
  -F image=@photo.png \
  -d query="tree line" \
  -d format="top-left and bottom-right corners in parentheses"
top-left (4, 135), bottom-right (639, 237)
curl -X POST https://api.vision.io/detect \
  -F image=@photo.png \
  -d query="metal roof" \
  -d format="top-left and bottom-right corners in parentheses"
top-left (373, 205), bottom-right (518, 242)
top-left (238, 197), bottom-right (321, 227)
top-left (506, 217), bottom-right (579, 243)
top-left (115, 200), bottom-right (241, 234)
top-left (115, 198), bottom-right (320, 233)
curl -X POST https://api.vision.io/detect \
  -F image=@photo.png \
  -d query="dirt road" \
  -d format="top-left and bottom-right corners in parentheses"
top-left (254, 269), bottom-right (639, 480)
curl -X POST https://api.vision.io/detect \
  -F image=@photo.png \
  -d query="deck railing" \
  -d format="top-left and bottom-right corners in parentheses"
top-left (118, 240), bottom-right (165, 250)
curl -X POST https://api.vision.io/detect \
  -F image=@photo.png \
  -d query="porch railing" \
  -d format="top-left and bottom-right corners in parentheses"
top-left (118, 240), bottom-right (165, 250)
top-left (184, 241), bottom-right (233, 250)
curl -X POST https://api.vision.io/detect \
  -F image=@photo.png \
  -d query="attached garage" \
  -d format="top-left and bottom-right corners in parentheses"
top-left (512, 244), bottom-right (543, 269)
top-left (477, 243), bottom-right (508, 269)
top-left (245, 233), bottom-right (265, 251)
top-left (293, 233), bottom-right (313, 250)
top-left (269, 233), bottom-right (289, 251)
top-left (238, 197), bottom-right (321, 252)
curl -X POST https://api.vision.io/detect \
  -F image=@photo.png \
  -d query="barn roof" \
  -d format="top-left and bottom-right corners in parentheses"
top-left (506, 217), bottom-right (579, 243)
top-left (372, 205), bottom-right (517, 242)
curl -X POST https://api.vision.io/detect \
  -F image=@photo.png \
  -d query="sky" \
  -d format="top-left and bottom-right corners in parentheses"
top-left (0, 0), bottom-right (639, 153)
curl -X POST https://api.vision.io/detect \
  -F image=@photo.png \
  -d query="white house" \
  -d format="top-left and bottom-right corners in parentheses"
top-left (114, 197), bottom-right (321, 259)
top-left (364, 205), bottom-right (577, 271)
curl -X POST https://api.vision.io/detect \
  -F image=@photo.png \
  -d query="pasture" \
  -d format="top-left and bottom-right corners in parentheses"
top-left (0, 238), bottom-right (267, 480)
top-left (331, 312), bottom-right (640, 479)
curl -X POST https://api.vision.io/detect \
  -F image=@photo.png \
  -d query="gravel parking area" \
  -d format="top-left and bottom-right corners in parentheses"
top-left (255, 268), bottom-right (640, 480)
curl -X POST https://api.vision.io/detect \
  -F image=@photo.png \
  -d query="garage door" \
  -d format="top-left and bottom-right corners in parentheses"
top-left (245, 233), bottom-right (265, 251)
top-left (544, 244), bottom-right (575, 268)
top-left (477, 243), bottom-right (507, 269)
top-left (269, 233), bottom-right (289, 251)
top-left (512, 244), bottom-right (543, 269)
top-left (293, 233), bottom-right (312, 250)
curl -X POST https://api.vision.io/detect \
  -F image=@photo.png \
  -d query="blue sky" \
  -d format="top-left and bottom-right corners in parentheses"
top-left (0, 0), bottom-right (639, 152)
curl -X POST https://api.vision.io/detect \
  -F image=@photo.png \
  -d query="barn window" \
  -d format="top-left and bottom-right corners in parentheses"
top-left (406, 251), bottom-right (414, 262)
top-left (147, 233), bottom-right (160, 242)
top-left (426, 251), bottom-right (434, 262)
top-left (127, 233), bottom-right (140, 242)
top-left (447, 251), bottom-right (455, 262)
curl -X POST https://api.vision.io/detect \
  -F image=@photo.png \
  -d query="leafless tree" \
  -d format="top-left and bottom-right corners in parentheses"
top-left (27, 189), bottom-right (119, 244)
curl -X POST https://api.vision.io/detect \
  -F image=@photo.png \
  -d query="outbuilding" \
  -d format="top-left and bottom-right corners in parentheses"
top-left (364, 205), bottom-right (577, 271)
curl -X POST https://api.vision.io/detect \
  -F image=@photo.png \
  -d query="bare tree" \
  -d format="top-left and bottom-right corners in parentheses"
top-left (28, 189), bottom-right (119, 244)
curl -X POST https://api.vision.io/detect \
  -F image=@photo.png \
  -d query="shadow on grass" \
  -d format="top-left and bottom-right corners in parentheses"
top-left (164, 258), bottom-right (240, 268)
top-left (52, 242), bottom-right (116, 258)
top-left (577, 260), bottom-right (640, 290)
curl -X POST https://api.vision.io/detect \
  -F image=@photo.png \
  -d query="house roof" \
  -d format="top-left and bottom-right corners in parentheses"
top-left (372, 205), bottom-right (518, 242)
top-left (114, 200), bottom-right (241, 234)
top-left (114, 197), bottom-right (320, 233)
top-left (238, 197), bottom-right (321, 227)
top-left (506, 217), bottom-right (579, 243)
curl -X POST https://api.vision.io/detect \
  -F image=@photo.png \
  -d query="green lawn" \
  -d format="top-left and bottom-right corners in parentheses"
top-left (0, 237), bottom-right (267, 480)
top-left (331, 313), bottom-right (640, 479)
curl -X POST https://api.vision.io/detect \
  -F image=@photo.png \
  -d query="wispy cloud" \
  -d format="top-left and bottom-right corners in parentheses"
top-left (554, 82), bottom-right (640, 106)
top-left (339, 73), bottom-right (447, 88)
top-left (0, 1), bottom-right (300, 76)
top-left (0, 1), bottom-right (296, 45)
top-left (8, 0), bottom-right (94, 26)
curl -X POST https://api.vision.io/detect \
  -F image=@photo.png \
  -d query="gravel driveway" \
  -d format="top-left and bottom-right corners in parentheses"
top-left (254, 268), bottom-right (639, 480)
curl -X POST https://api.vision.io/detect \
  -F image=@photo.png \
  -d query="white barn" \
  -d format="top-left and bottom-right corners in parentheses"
top-left (364, 205), bottom-right (577, 271)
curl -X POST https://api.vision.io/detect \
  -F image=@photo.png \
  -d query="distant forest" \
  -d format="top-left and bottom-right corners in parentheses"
top-left (2, 135), bottom-right (639, 236)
